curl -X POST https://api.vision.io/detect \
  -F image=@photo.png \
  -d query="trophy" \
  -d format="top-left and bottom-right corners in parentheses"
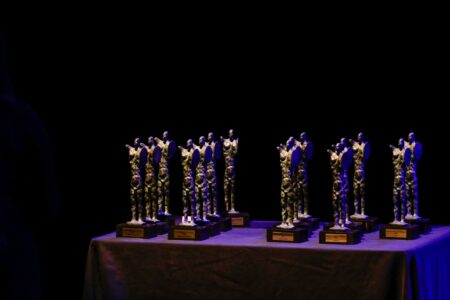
top-left (404, 133), bottom-right (430, 233)
top-left (116, 138), bottom-right (158, 239)
top-left (380, 138), bottom-right (420, 239)
top-left (169, 139), bottom-right (209, 241)
top-left (320, 142), bottom-right (361, 244)
top-left (221, 129), bottom-right (249, 227)
top-left (267, 138), bottom-right (308, 243)
top-left (193, 136), bottom-right (221, 236)
top-left (155, 131), bottom-right (176, 225)
top-left (205, 132), bottom-right (232, 231)
top-left (140, 137), bottom-right (168, 235)
top-left (348, 133), bottom-right (379, 232)
top-left (292, 132), bottom-right (319, 230)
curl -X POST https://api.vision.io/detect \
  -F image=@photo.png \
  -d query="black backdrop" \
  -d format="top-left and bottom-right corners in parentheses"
top-left (2, 26), bottom-right (449, 299)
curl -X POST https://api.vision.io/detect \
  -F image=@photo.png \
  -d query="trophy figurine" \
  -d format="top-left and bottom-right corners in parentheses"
top-left (155, 131), bottom-right (176, 225)
top-left (292, 132), bottom-right (319, 229)
top-left (267, 139), bottom-right (308, 243)
top-left (140, 137), bottom-right (161, 223)
top-left (116, 138), bottom-right (158, 239)
top-left (339, 138), bottom-right (353, 225)
top-left (221, 129), bottom-right (249, 226)
top-left (169, 139), bottom-right (210, 241)
top-left (206, 132), bottom-right (232, 232)
top-left (404, 133), bottom-right (430, 232)
top-left (179, 140), bottom-right (198, 226)
top-left (139, 137), bottom-right (169, 235)
top-left (193, 136), bottom-right (212, 223)
top-left (126, 138), bottom-right (145, 225)
top-left (348, 133), bottom-right (378, 232)
top-left (320, 143), bottom-right (360, 244)
top-left (380, 138), bottom-right (420, 239)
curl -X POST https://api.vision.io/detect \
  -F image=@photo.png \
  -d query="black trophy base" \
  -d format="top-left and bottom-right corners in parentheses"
top-left (116, 223), bottom-right (158, 239)
top-left (300, 217), bottom-right (320, 230)
top-left (267, 225), bottom-right (308, 243)
top-left (153, 222), bottom-right (169, 235)
top-left (156, 214), bottom-right (176, 226)
top-left (294, 221), bottom-right (314, 235)
top-left (169, 225), bottom-right (209, 241)
top-left (195, 219), bottom-right (221, 237)
top-left (227, 211), bottom-right (250, 227)
top-left (406, 218), bottom-right (431, 233)
top-left (323, 222), bottom-right (364, 237)
top-left (380, 223), bottom-right (420, 240)
top-left (207, 222), bottom-right (221, 237)
top-left (207, 215), bottom-right (232, 232)
top-left (349, 216), bottom-right (379, 233)
top-left (319, 228), bottom-right (361, 245)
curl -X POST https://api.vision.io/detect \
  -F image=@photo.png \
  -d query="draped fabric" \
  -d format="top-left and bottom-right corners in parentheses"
top-left (84, 222), bottom-right (450, 300)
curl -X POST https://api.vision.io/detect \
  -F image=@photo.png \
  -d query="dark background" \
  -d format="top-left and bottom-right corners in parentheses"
top-left (2, 20), bottom-right (449, 299)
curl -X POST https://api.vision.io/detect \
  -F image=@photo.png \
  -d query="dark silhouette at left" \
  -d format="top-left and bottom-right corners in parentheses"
top-left (0, 33), bottom-right (59, 300)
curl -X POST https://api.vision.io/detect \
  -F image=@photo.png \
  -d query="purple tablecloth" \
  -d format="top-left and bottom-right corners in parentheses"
top-left (83, 222), bottom-right (450, 300)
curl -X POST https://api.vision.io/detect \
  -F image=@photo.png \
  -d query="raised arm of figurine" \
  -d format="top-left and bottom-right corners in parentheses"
top-left (125, 144), bottom-right (133, 150)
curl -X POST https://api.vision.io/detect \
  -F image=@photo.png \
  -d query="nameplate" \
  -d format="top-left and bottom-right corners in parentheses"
top-left (122, 228), bottom-right (144, 238)
top-left (325, 233), bottom-right (347, 243)
top-left (174, 229), bottom-right (196, 239)
top-left (385, 228), bottom-right (407, 238)
top-left (272, 232), bottom-right (294, 242)
top-left (231, 217), bottom-right (244, 226)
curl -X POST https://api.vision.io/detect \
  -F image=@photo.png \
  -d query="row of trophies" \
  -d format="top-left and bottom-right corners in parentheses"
top-left (117, 130), bottom-right (248, 241)
top-left (117, 130), bottom-right (430, 244)
top-left (268, 131), bottom-right (430, 244)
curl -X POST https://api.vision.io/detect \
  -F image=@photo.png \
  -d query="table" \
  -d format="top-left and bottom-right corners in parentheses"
top-left (83, 222), bottom-right (450, 300)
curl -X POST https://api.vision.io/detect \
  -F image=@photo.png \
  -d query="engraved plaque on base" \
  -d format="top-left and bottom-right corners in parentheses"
top-left (227, 211), bottom-right (250, 227)
top-left (169, 225), bottom-right (209, 241)
top-left (323, 222), bottom-right (364, 238)
top-left (207, 215), bottom-right (232, 232)
top-left (267, 226), bottom-right (308, 243)
top-left (380, 223), bottom-right (420, 240)
top-left (319, 229), bottom-right (361, 244)
top-left (405, 218), bottom-right (431, 234)
top-left (349, 216), bottom-right (379, 233)
top-left (116, 223), bottom-right (158, 239)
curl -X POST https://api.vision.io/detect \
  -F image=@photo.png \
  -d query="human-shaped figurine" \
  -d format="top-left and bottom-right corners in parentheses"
top-left (221, 129), bottom-right (239, 213)
top-left (338, 138), bottom-right (353, 224)
top-left (294, 132), bottom-right (313, 219)
top-left (194, 136), bottom-right (211, 221)
top-left (125, 138), bottom-right (144, 224)
top-left (140, 137), bottom-right (160, 222)
top-left (277, 142), bottom-right (297, 228)
top-left (405, 132), bottom-right (422, 220)
top-left (349, 132), bottom-right (370, 219)
top-left (179, 139), bottom-right (198, 226)
top-left (155, 131), bottom-right (175, 216)
top-left (327, 144), bottom-right (348, 230)
top-left (206, 132), bottom-right (221, 217)
top-left (389, 138), bottom-right (410, 225)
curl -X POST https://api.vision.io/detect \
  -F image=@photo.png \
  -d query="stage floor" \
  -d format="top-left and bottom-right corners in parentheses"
top-left (84, 221), bottom-right (450, 300)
